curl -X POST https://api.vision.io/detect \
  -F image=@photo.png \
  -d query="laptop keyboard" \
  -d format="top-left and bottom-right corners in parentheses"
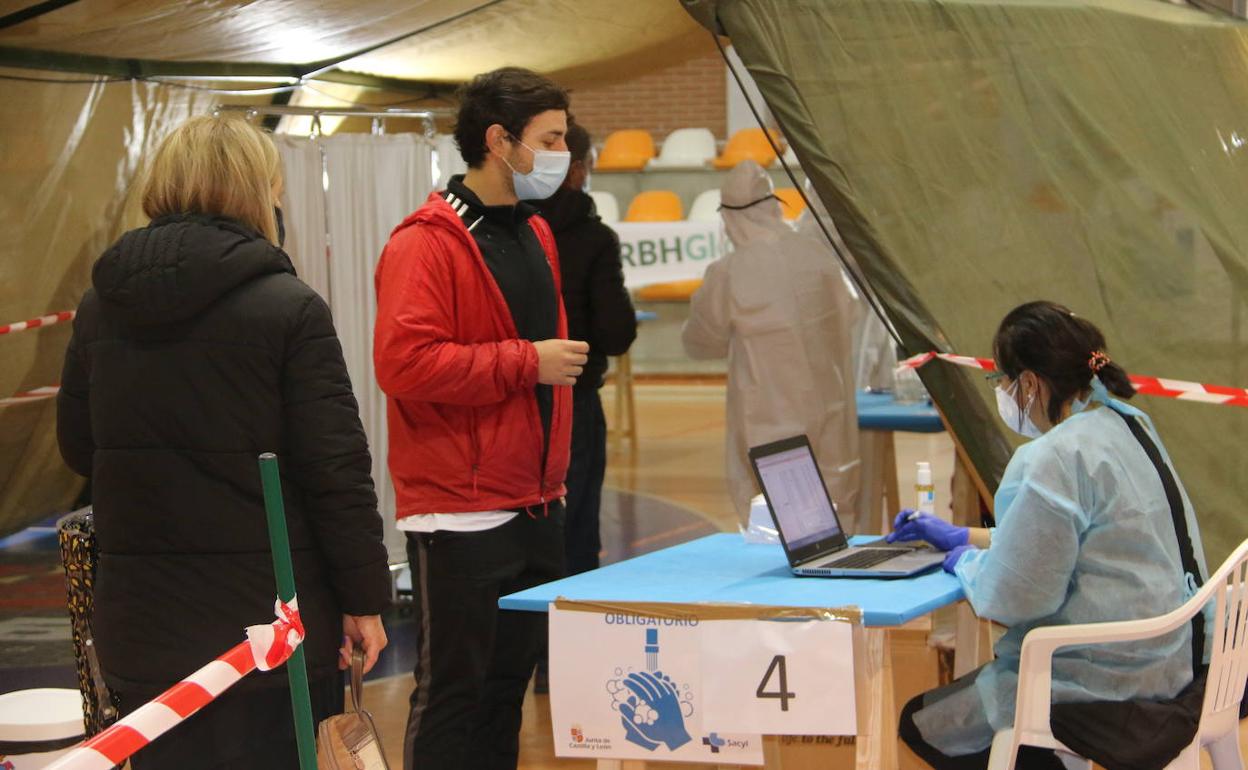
top-left (819, 548), bottom-right (909, 570)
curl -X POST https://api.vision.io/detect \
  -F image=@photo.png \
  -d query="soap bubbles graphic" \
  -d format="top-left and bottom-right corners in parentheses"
top-left (606, 668), bottom-right (694, 720)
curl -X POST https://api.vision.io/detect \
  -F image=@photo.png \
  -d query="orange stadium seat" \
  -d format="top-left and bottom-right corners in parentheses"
top-left (634, 278), bottom-right (703, 302)
top-left (595, 129), bottom-right (656, 171)
top-left (625, 190), bottom-right (683, 222)
top-left (775, 187), bottom-right (807, 221)
top-left (713, 127), bottom-right (783, 169)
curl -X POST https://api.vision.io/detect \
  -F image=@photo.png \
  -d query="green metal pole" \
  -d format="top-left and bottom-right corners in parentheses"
top-left (258, 452), bottom-right (317, 770)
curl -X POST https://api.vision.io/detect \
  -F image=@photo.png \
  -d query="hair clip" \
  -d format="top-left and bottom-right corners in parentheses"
top-left (1088, 351), bottom-right (1111, 373)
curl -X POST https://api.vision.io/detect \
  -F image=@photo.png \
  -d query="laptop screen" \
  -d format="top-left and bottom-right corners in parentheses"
top-left (754, 444), bottom-right (843, 550)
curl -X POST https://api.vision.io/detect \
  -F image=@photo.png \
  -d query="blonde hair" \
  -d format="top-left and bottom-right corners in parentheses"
top-left (141, 116), bottom-right (282, 244)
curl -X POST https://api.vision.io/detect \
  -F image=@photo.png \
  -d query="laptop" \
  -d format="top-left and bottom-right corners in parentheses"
top-left (748, 435), bottom-right (945, 578)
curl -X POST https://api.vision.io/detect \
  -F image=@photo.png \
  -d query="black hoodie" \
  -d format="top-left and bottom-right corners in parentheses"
top-left (533, 188), bottom-right (637, 389)
top-left (57, 213), bottom-right (390, 693)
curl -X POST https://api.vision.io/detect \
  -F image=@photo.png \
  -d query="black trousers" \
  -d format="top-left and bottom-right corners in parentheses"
top-left (120, 675), bottom-right (343, 769)
top-left (898, 692), bottom-right (1067, 770)
top-left (565, 387), bottom-right (607, 575)
top-left (404, 506), bottom-right (565, 770)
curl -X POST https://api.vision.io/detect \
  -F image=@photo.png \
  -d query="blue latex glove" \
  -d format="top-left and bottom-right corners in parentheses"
top-left (885, 509), bottom-right (969, 551)
top-left (943, 544), bottom-right (976, 574)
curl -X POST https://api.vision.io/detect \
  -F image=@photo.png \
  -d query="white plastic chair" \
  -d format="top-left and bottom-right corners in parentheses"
top-left (988, 538), bottom-right (1248, 770)
top-left (647, 127), bottom-right (717, 169)
top-left (687, 189), bottom-right (721, 223)
top-left (589, 190), bottom-right (619, 224)
top-left (772, 144), bottom-right (800, 169)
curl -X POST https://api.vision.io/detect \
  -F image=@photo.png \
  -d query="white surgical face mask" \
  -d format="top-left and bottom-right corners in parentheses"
top-left (1071, 376), bottom-right (1110, 415)
top-left (501, 137), bottom-right (570, 200)
top-left (995, 380), bottom-right (1043, 438)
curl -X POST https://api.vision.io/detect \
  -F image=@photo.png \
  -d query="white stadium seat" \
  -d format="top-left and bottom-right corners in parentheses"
top-left (687, 189), bottom-right (722, 223)
top-left (647, 127), bottom-right (717, 170)
top-left (589, 190), bottom-right (620, 223)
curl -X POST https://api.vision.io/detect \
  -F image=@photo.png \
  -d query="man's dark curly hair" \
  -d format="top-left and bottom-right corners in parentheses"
top-left (454, 67), bottom-right (570, 168)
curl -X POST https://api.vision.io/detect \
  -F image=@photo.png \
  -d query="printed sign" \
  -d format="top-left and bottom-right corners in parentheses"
top-left (549, 607), bottom-right (765, 764)
top-left (700, 618), bottom-right (857, 735)
top-left (610, 221), bottom-right (729, 289)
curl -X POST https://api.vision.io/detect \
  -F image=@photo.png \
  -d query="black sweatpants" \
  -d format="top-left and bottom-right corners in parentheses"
top-left (120, 674), bottom-right (343, 769)
top-left (565, 387), bottom-right (607, 575)
top-left (898, 691), bottom-right (1067, 770)
top-left (403, 506), bottom-right (564, 770)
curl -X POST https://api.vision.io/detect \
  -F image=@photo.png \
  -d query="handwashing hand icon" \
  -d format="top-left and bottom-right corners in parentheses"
top-left (615, 671), bottom-right (693, 751)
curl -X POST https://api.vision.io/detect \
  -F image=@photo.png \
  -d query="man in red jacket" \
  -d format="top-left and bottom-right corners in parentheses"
top-left (374, 67), bottom-right (588, 770)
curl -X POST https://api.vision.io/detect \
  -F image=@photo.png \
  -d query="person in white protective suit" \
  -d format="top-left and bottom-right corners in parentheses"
top-left (793, 181), bottom-right (895, 535)
top-left (889, 301), bottom-right (1210, 770)
top-left (681, 160), bottom-right (861, 529)
top-left (794, 180), bottom-right (896, 392)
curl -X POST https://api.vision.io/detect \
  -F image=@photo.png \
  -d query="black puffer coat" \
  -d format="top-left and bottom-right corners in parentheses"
top-left (534, 188), bottom-right (636, 389)
top-left (57, 213), bottom-right (390, 692)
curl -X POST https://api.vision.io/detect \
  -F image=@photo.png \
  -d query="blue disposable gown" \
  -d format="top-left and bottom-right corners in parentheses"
top-left (914, 390), bottom-right (1209, 755)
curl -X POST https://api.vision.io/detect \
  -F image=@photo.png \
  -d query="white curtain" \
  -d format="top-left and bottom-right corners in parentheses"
top-left (274, 137), bottom-right (329, 297)
top-left (433, 133), bottom-right (467, 190)
top-left (277, 133), bottom-right (435, 563)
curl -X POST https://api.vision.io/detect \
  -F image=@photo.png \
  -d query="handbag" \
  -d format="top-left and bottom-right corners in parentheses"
top-left (1048, 407), bottom-right (1206, 770)
top-left (317, 648), bottom-right (391, 770)
top-left (57, 509), bottom-right (122, 748)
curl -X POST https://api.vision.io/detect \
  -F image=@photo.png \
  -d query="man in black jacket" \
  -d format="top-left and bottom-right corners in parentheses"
top-left (534, 121), bottom-right (637, 575)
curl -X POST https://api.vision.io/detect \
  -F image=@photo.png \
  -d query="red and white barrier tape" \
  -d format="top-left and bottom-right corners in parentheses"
top-left (0, 312), bottom-right (73, 407)
top-left (898, 352), bottom-right (997, 374)
top-left (44, 599), bottom-right (304, 770)
top-left (899, 352), bottom-right (1248, 407)
top-left (0, 385), bottom-right (60, 408)
top-left (0, 310), bottom-right (74, 336)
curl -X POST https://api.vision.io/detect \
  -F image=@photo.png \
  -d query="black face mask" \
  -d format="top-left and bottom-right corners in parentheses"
top-left (274, 205), bottom-right (286, 248)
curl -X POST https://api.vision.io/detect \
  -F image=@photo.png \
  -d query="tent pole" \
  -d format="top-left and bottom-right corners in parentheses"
top-left (0, 0), bottom-right (82, 31)
top-left (214, 105), bottom-right (445, 138)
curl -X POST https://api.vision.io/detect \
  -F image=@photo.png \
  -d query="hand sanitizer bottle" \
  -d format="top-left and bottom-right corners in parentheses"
top-left (916, 462), bottom-right (935, 517)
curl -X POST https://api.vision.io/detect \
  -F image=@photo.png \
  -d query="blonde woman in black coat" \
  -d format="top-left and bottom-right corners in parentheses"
top-left (57, 116), bottom-right (390, 769)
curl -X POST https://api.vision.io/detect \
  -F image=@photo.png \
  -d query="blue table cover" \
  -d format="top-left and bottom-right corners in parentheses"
top-left (500, 533), bottom-right (964, 626)
top-left (855, 391), bottom-right (943, 433)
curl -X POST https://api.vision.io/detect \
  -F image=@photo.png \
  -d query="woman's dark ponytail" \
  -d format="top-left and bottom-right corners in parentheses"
top-left (1096, 361), bottom-right (1136, 400)
top-left (994, 300), bottom-right (1134, 424)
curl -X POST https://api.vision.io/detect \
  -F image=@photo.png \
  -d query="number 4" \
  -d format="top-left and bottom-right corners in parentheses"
top-left (756, 654), bottom-right (797, 711)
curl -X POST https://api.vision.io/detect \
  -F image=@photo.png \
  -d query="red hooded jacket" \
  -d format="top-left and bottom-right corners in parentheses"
top-left (374, 191), bottom-right (571, 519)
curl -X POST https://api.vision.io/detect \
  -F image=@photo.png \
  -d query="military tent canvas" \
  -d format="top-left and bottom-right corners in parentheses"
top-left (683, 0), bottom-right (1248, 564)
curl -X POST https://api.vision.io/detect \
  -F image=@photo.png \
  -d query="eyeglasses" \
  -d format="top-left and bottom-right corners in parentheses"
top-left (984, 370), bottom-right (1007, 384)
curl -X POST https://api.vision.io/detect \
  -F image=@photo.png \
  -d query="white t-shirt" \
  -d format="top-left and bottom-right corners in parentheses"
top-left (397, 510), bottom-right (518, 533)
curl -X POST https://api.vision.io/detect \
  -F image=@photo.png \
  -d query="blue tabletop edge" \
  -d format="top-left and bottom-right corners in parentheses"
top-left (500, 533), bottom-right (964, 627)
